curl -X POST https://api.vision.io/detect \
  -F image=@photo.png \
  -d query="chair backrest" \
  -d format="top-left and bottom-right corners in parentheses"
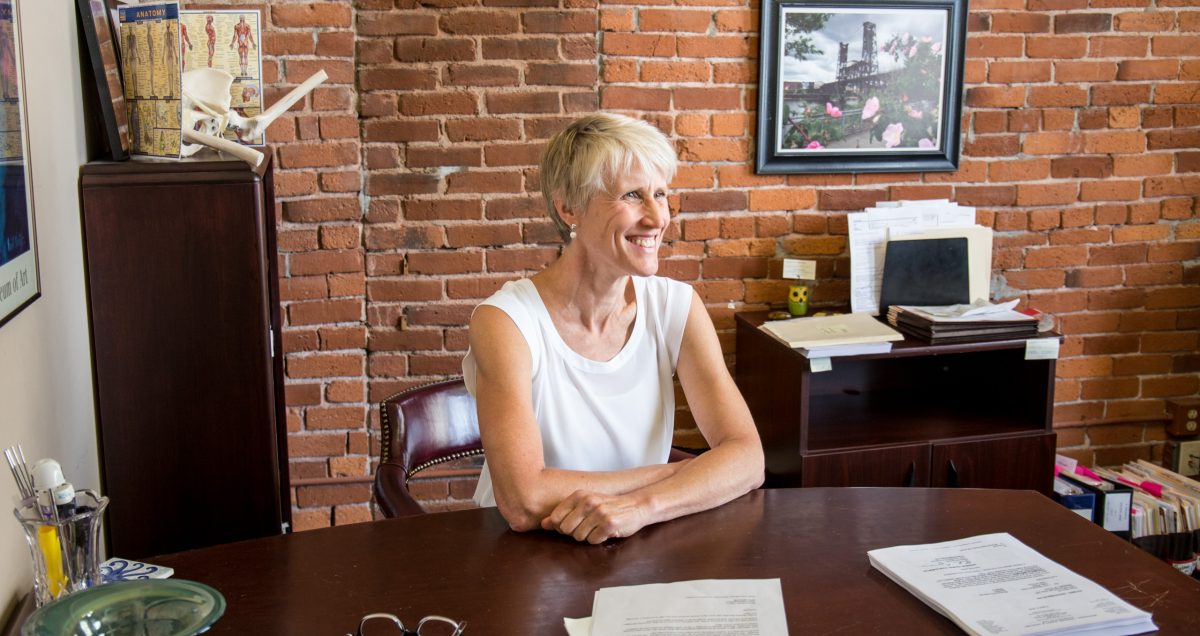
top-left (374, 378), bottom-right (483, 518)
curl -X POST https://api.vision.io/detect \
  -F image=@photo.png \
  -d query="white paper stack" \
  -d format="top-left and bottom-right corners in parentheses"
top-left (868, 533), bottom-right (1156, 636)
top-left (568, 579), bottom-right (789, 636)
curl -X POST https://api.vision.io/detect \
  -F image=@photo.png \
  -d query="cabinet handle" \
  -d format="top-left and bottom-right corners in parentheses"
top-left (904, 461), bottom-right (916, 487)
top-left (947, 459), bottom-right (960, 488)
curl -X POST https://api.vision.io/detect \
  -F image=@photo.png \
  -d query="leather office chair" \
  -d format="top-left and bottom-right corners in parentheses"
top-left (374, 378), bottom-right (700, 518)
top-left (375, 378), bottom-right (483, 518)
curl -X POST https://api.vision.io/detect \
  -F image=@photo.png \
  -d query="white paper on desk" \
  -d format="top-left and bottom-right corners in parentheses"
top-left (590, 579), bottom-right (787, 636)
top-left (868, 533), bottom-right (1156, 636)
top-left (563, 616), bottom-right (593, 636)
top-left (848, 202), bottom-right (976, 315)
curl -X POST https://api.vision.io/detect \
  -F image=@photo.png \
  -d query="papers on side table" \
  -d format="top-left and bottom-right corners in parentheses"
top-left (759, 312), bottom-right (904, 357)
top-left (868, 533), bottom-right (1156, 636)
top-left (848, 200), bottom-right (982, 315)
top-left (566, 579), bottom-right (788, 636)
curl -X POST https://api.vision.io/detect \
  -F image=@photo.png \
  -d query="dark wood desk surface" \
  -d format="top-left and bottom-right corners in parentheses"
top-left (140, 488), bottom-right (1199, 634)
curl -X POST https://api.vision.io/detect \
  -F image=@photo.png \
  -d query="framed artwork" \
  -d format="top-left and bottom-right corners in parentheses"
top-left (756, 0), bottom-right (968, 174)
top-left (0, 0), bottom-right (39, 328)
top-left (76, 0), bottom-right (130, 160)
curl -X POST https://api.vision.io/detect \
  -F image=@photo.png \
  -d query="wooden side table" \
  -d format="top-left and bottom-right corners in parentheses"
top-left (735, 311), bottom-right (1058, 494)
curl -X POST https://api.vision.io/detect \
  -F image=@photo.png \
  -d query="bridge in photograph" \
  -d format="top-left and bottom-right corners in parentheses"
top-left (784, 69), bottom-right (900, 104)
top-left (783, 20), bottom-right (899, 105)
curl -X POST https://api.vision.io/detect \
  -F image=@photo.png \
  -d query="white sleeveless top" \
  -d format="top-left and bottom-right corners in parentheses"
top-left (463, 276), bottom-right (693, 507)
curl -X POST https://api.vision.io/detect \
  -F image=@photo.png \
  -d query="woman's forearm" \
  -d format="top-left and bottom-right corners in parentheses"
top-left (535, 436), bottom-right (763, 543)
top-left (627, 436), bottom-right (764, 527)
top-left (494, 460), bottom-right (688, 531)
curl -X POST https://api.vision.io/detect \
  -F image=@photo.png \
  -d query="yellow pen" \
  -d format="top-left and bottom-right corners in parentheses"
top-left (31, 459), bottom-right (72, 598)
top-left (37, 524), bottom-right (67, 597)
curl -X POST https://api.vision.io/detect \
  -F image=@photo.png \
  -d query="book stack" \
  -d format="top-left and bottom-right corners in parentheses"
top-left (886, 301), bottom-right (1040, 344)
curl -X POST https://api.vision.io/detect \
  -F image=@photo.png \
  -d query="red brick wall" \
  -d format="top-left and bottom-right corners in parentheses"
top-left (251, 1), bottom-right (1199, 530)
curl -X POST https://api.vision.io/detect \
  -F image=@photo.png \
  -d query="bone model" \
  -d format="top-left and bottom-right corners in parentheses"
top-left (180, 68), bottom-right (328, 169)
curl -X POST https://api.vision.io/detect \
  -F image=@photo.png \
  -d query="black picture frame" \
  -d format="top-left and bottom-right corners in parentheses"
top-left (756, 0), bottom-right (967, 174)
top-left (0, 0), bottom-right (40, 329)
top-left (75, 0), bottom-right (129, 161)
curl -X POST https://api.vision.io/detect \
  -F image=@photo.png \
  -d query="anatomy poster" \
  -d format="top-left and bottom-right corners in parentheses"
top-left (118, 2), bottom-right (182, 159)
top-left (179, 9), bottom-right (264, 146)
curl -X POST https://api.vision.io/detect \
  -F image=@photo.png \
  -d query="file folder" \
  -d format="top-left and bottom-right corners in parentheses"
top-left (1059, 473), bottom-right (1133, 539)
top-left (878, 238), bottom-right (970, 312)
top-left (1052, 477), bottom-right (1097, 522)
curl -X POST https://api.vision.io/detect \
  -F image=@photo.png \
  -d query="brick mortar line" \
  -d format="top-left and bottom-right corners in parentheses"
top-left (292, 466), bottom-right (483, 488)
top-left (1054, 416), bottom-right (1173, 428)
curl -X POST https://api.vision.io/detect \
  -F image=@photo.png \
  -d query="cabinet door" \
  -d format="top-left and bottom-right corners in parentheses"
top-left (930, 433), bottom-right (1056, 495)
top-left (82, 161), bottom-right (287, 557)
top-left (802, 444), bottom-right (931, 487)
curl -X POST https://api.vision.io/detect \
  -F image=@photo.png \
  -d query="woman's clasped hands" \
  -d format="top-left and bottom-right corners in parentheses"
top-left (541, 490), bottom-right (648, 544)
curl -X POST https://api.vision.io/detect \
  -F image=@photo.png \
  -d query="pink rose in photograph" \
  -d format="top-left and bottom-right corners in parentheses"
top-left (806, 140), bottom-right (824, 149)
top-left (861, 96), bottom-right (880, 120)
top-left (882, 122), bottom-right (904, 148)
top-left (825, 102), bottom-right (843, 117)
top-left (918, 138), bottom-right (935, 149)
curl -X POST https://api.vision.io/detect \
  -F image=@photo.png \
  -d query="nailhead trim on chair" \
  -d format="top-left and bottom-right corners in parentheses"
top-left (380, 404), bottom-right (393, 464)
top-left (378, 379), bottom-right (485, 487)
top-left (407, 449), bottom-right (485, 485)
top-left (379, 379), bottom-right (450, 465)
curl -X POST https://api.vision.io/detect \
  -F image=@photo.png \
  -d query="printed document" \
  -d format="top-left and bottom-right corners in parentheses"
top-left (868, 533), bottom-right (1156, 636)
top-left (589, 579), bottom-right (787, 636)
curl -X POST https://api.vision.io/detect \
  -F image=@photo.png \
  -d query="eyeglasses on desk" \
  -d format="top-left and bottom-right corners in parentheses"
top-left (347, 612), bottom-right (465, 636)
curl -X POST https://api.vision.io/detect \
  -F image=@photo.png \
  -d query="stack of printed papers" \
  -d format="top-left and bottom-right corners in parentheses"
top-left (868, 533), bottom-right (1156, 636)
top-left (566, 579), bottom-right (788, 635)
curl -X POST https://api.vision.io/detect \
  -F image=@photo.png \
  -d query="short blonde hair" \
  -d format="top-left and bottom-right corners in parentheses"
top-left (539, 113), bottom-right (678, 241)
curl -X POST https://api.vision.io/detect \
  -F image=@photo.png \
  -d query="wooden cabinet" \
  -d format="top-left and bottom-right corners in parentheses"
top-left (80, 158), bottom-right (290, 558)
top-left (735, 312), bottom-right (1057, 495)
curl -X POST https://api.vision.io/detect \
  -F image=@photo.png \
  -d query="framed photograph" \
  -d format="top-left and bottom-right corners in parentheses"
top-left (76, 0), bottom-right (130, 160)
top-left (756, 0), bottom-right (967, 174)
top-left (0, 0), bottom-right (40, 328)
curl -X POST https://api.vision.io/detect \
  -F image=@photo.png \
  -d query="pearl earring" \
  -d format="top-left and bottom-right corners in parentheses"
top-left (569, 223), bottom-right (577, 240)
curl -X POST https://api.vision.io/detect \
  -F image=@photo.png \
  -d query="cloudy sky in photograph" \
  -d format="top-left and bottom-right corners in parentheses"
top-left (779, 9), bottom-right (947, 84)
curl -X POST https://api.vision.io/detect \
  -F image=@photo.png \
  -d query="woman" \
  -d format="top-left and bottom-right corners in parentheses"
top-left (464, 113), bottom-right (764, 544)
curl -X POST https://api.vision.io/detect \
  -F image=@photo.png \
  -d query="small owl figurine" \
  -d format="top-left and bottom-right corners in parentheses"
top-left (788, 284), bottom-right (809, 317)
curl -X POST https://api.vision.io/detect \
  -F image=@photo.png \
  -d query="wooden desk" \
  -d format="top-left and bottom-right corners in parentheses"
top-left (136, 489), bottom-right (1199, 634)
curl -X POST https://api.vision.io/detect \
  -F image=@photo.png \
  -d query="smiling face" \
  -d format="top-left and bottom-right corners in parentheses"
top-left (561, 162), bottom-right (670, 278)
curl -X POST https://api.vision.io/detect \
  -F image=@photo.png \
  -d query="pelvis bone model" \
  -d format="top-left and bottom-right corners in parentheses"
top-left (180, 68), bottom-right (328, 170)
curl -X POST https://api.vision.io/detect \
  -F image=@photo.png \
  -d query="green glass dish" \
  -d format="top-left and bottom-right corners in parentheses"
top-left (22, 579), bottom-right (225, 636)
